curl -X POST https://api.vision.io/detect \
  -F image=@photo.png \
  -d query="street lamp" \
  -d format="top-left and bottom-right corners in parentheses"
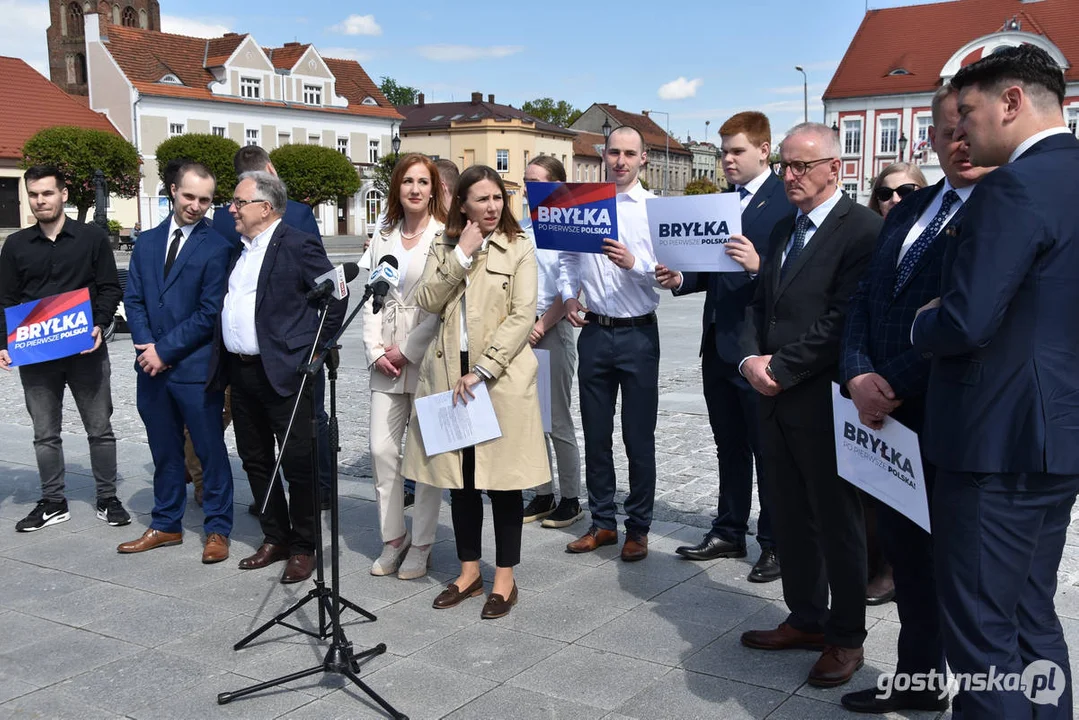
top-left (645, 109), bottom-right (671, 196)
top-left (795, 66), bottom-right (808, 123)
top-left (705, 120), bottom-right (710, 142)
top-left (898, 132), bottom-right (908, 161)
top-left (602, 117), bottom-right (612, 139)
top-left (391, 122), bottom-right (401, 162)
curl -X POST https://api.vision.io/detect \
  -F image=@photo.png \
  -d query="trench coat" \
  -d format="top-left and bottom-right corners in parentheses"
top-left (401, 231), bottom-right (550, 491)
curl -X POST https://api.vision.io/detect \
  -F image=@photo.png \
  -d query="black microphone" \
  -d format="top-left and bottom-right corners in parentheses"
top-left (307, 262), bottom-right (360, 301)
top-left (370, 255), bottom-right (400, 315)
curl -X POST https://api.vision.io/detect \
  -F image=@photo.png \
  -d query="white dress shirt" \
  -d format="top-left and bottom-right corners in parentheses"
top-left (221, 219), bottom-right (281, 355)
top-left (525, 227), bottom-right (562, 315)
top-left (453, 235), bottom-right (492, 349)
top-left (558, 181), bottom-right (662, 318)
top-left (165, 217), bottom-right (196, 268)
top-left (783, 187), bottom-right (843, 264)
top-left (896, 180), bottom-right (974, 265)
top-left (1009, 126), bottom-right (1072, 163)
top-left (736, 169), bottom-right (770, 211)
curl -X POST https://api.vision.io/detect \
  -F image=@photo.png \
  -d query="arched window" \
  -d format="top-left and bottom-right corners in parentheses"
top-left (365, 189), bottom-right (383, 227)
top-left (121, 6), bottom-right (137, 26)
top-left (138, 8), bottom-right (146, 28)
top-left (60, 5), bottom-right (68, 35)
top-left (75, 53), bottom-right (87, 85)
top-left (111, 3), bottom-right (120, 24)
top-left (69, 2), bottom-right (84, 36)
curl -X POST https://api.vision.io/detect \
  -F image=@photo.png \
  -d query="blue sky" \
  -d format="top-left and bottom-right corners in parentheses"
top-left (7, 0), bottom-right (947, 142)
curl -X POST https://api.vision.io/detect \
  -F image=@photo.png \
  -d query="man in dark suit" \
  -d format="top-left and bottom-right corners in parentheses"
top-left (911, 46), bottom-right (1079, 719)
top-left (210, 171), bottom-right (346, 583)
top-left (116, 162), bottom-right (234, 563)
top-left (655, 111), bottom-right (791, 582)
top-left (838, 85), bottom-right (995, 715)
top-left (738, 122), bottom-right (880, 688)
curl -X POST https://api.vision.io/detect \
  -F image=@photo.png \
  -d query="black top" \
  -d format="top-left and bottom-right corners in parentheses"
top-left (0, 217), bottom-right (122, 343)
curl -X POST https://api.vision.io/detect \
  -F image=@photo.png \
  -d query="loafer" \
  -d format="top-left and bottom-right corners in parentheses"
top-left (741, 622), bottom-right (827, 651)
top-left (281, 553), bottom-right (316, 584)
top-left (202, 533), bottom-right (229, 564)
top-left (117, 528), bottom-right (183, 554)
top-left (566, 526), bottom-right (618, 554)
top-left (433, 576), bottom-right (484, 609)
top-left (748, 548), bottom-right (782, 583)
top-left (621, 533), bottom-right (649, 562)
top-left (675, 534), bottom-right (746, 561)
top-left (238, 543), bottom-right (290, 570)
top-left (808, 645), bottom-right (865, 688)
top-left (841, 686), bottom-right (949, 713)
top-left (481, 584), bottom-right (518, 619)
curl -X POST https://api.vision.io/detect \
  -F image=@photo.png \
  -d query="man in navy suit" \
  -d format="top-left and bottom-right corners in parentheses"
top-left (838, 85), bottom-right (995, 714)
top-left (656, 111), bottom-right (791, 582)
top-left (912, 46), bottom-right (1079, 718)
top-left (116, 162), bottom-right (234, 563)
top-left (210, 171), bottom-right (346, 584)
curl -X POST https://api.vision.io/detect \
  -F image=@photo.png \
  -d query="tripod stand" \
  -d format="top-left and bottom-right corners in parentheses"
top-left (219, 285), bottom-right (407, 719)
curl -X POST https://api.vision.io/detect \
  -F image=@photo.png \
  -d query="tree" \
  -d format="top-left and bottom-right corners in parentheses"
top-left (379, 76), bottom-right (418, 106)
top-left (522, 98), bottom-right (582, 128)
top-left (371, 154), bottom-right (397, 198)
top-left (21, 126), bottom-right (140, 223)
top-left (269, 144), bottom-right (361, 207)
top-left (155, 133), bottom-right (241, 205)
top-left (684, 176), bottom-right (719, 195)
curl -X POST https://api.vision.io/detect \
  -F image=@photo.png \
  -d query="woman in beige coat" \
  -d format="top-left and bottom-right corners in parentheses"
top-left (402, 165), bottom-right (549, 619)
top-left (363, 154), bottom-right (446, 579)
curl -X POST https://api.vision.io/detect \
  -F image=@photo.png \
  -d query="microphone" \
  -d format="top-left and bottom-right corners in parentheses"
top-left (307, 262), bottom-right (360, 301)
top-left (369, 255), bottom-right (400, 314)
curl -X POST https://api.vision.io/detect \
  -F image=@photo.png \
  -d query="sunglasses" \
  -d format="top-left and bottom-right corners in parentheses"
top-left (873, 183), bottom-right (920, 203)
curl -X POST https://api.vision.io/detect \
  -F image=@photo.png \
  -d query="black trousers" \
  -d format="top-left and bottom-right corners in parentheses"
top-left (449, 353), bottom-right (523, 568)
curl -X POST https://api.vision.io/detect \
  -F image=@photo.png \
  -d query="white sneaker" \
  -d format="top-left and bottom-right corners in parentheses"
top-left (371, 530), bottom-right (411, 576)
top-left (397, 544), bottom-right (433, 580)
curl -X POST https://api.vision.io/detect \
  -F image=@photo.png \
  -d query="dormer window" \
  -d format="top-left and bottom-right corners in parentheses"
top-left (159, 73), bottom-right (182, 85)
top-left (361, 96), bottom-right (378, 106)
top-left (240, 77), bottom-right (261, 99)
top-left (303, 84), bottom-right (322, 105)
top-left (888, 68), bottom-right (911, 76)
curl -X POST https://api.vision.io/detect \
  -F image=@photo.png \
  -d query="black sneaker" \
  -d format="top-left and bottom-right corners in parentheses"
top-left (523, 494), bottom-right (556, 523)
top-left (403, 491), bottom-right (415, 508)
top-left (16, 499), bottom-right (71, 532)
top-left (96, 497), bottom-right (132, 527)
top-left (541, 498), bottom-right (585, 528)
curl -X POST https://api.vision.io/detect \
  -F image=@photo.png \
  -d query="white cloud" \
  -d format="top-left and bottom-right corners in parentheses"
top-left (161, 15), bottom-right (231, 38)
top-left (766, 82), bottom-right (829, 95)
top-left (0, 0), bottom-right (50, 77)
top-left (417, 44), bottom-right (524, 62)
top-left (329, 14), bottom-right (382, 36)
top-left (319, 47), bottom-right (376, 63)
top-left (657, 77), bottom-right (703, 101)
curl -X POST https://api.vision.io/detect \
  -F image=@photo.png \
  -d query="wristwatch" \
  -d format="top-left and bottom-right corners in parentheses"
top-left (765, 364), bottom-right (776, 382)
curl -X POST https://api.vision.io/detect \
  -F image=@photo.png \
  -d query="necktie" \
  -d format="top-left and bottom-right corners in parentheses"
top-left (738, 186), bottom-right (750, 200)
top-left (164, 228), bottom-right (182, 278)
top-left (781, 214), bottom-right (812, 279)
top-left (893, 189), bottom-right (959, 294)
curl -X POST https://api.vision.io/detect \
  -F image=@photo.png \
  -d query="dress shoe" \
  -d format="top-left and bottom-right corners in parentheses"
top-left (481, 584), bottom-right (518, 619)
top-left (841, 686), bottom-right (949, 714)
top-left (281, 553), bottom-right (316, 584)
top-left (675, 534), bottom-right (746, 561)
top-left (566, 526), bottom-right (618, 554)
top-left (621, 533), bottom-right (648, 562)
top-left (117, 528), bottom-right (183, 554)
top-left (808, 645), bottom-right (865, 688)
top-left (741, 622), bottom-right (827, 651)
top-left (238, 543), bottom-right (290, 570)
top-left (433, 576), bottom-right (484, 609)
top-left (748, 548), bottom-right (782, 583)
top-left (202, 533), bottom-right (229, 564)
top-left (865, 570), bottom-right (896, 605)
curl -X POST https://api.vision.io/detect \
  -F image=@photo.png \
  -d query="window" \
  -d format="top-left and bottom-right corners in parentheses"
top-left (240, 77), bottom-right (261, 99)
top-left (303, 84), bottom-right (322, 105)
top-left (138, 8), bottom-right (146, 28)
top-left (1067, 108), bottom-right (1079, 137)
top-left (68, 3), bottom-right (84, 36)
top-left (212, 126), bottom-right (226, 137)
top-left (496, 149), bottom-right (509, 173)
top-left (914, 115), bottom-right (933, 159)
top-left (121, 5), bottom-right (137, 26)
top-left (523, 150), bottom-right (530, 168)
top-left (369, 139), bottom-right (380, 163)
top-left (361, 97), bottom-right (378, 106)
top-left (245, 128), bottom-right (259, 146)
top-left (159, 73), bottom-right (181, 84)
top-left (337, 137), bottom-right (349, 157)
top-left (843, 182), bottom-right (859, 198)
top-left (169, 122), bottom-right (184, 137)
top-left (842, 118), bottom-right (862, 156)
top-left (878, 117), bottom-right (898, 155)
top-left (278, 132), bottom-right (290, 147)
top-left (365, 189), bottom-right (383, 226)
top-left (575, 165), bottom-right (581, 181)
top-left (309, 134), bottom-right (320, 145)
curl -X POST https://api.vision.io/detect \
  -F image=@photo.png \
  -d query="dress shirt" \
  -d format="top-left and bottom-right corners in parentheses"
top-left (558, 181), bottom-right (662, 318)
top-left (782, 187), bottom-right (843, 264)
top-left (1009, 126), bottom-right (1073, 163)
top-left (736, 169), bottom-right (770, 211)
top-left (222, 219), bottom-right (281, 355)
top-left (453, 235), bottom-right (492, 351)
top-left (524, 227), bottom-right (561, 315)
top-left (896, 181), bottom-right (973, 265)
top-left (165, 218), bottom-right (196, 270)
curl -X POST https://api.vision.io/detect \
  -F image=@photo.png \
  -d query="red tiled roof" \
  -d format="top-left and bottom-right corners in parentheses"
top-left (398, 97), bottom-right (575, 136)
top-left (205, 33), bottom-right (245, 66)
top-left (825, 0), bottom-right (1079, 100)
top-left (595, 104), bottom-right (691, 157)
top-left (573, 131), bottom-right (605, 158)
top-left (0, 56), bottom-right (121, 160)
top-left (264, 42), bottom-right (309, 70)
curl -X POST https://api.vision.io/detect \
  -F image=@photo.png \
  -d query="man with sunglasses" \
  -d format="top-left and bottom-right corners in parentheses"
top-left (738, 122), bottom-right (881, 688)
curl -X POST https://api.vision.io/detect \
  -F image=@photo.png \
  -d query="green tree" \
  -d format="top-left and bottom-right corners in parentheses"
top-left (154, 133), bottom-right (241, 205)
top-left (371, 154), bottom-right (397, 198)
top-left (522, 98), bottom-right (582, 128)
top-left (684, 176), bottom-right (719, 195)
top-left (379, 76), bottom-right (418, 106)
top-left (21, 126), bottom-right (140, 223)
top-left (270, 144), bottom-right (361, 207)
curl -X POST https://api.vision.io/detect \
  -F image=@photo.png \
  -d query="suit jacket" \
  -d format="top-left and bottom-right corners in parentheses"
top-left (124, 217), bottom-right (232, 384)
top-left (741, 192), bottom-right (881, 424)
top-left (212, 198), bottom-right (320, 248)
top-left (840, 180), bottom-right (967, 432)
top-left (208, 222), bottom-right (346, 397)
top-left (913, 132), bottom-right (1079, 474)
top-left (676, 171), bottom-right (793, 363)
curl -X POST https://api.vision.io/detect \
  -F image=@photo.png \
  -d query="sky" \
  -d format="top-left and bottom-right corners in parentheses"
top-left (5, 0), bottom-right (949, 143)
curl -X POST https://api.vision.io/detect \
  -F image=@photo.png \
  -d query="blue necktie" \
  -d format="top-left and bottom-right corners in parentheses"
top-left (738, 186), bottom-right (750, 201)
top-left (781, 214), bottom-right (812, 279)
top-left (894, 190), bottom-right (959, 294)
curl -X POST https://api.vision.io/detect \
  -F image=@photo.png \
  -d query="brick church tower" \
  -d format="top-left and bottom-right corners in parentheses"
top-left (46, 0), bottom-right (161, 95)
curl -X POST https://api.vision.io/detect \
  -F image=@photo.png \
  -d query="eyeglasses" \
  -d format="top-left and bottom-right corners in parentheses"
top-left (872, 183), bottom-right (920, 203)
top-left (230, 197), bottom-right (268, 209)
top-left (778, 157), bottom-right (835, 177)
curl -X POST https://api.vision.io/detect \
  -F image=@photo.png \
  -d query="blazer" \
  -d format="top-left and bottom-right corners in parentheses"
top-left (913, 132), bottom-right (1079, 474)
top-left (211, 198), bottom-right (320, 248)
top-left (676, 171), bottom-right (793, 363)
top-left (741, 192), bottom-right (881, 423)
top-left (208, 222), bottom-right (346, 397)
top-left (124, 217), bottom-right (233, 384)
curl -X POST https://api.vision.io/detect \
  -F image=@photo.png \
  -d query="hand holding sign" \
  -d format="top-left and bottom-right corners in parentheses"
top-left (654, 264), bottom-right (682, 289)
top-left (723, 235), bottom-right (761, 274)
top-left (0, 349), bottom-right (11, 371)
top-left (602, 239), bottom-right (636, 270)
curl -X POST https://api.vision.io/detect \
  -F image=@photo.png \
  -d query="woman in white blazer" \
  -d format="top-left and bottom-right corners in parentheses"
top-left (362, 154), bottom-right (446, 579)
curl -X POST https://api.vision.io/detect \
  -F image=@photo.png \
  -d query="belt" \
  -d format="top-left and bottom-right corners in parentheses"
top-left (232, 353), bottom-right (261, 364)
top-left (585, 311), bottom-right (657, 328)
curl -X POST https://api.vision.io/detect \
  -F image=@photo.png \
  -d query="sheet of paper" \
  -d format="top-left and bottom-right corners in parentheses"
top-left (831, 383), bottom-right (931, 533)
top-left (414, 381), bottom-right (503, 457)
top-left (647, 193), bottom-right (745, 272)
top-left (534, 348), bottom-right (552, 434)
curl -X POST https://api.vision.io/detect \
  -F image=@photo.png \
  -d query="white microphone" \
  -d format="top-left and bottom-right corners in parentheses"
top-left (307, 262), bottom-right (360, 301)
top-left (369, 255), bottom-right (400, 314)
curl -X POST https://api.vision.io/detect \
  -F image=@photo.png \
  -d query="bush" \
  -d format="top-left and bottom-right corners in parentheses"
top-left (155, 133), bottom-right (241, 205)
top-left (106, 219), bottom-right (123, 234)
top-left (270, 144), bottom-right (362, 207)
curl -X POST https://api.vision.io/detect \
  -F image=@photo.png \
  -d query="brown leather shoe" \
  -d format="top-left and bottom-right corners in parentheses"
top-left (281, 553), bottom-right (316, 584)
top-left (202, 533), bottom-right (229, 564)
top-left (238, 543), bottom-right (290, 570)
top-left (808, 645), bottom-right (864, 687)
top-left (566, 526), bottom-right (618, 554)
top-left (432, 576), bottom-right (484, 609)
top-left (481, 584), bottom-right (518, 619)
top-left (621, 533), bottom-right (648, 562)
top-left (117, 528), bottom-right (183, 554)
top-left (740, 622), bottom-right (827, 651)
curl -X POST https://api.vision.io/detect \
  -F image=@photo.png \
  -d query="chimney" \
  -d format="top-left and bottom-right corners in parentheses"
top-left (283, 41), bottom-right (300, 47)
top-left (418, 92), bottom-right (424, 107)
top-left (487, 93), bottom-right (495, 103)
top-left (641, 110), bottom-right (649, 117)
top-left (471, 91), bottom-right (482, 104)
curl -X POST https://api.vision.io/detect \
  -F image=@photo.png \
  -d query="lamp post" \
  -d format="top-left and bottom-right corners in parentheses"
top-left (705, 119), bottom-right (710, 142)
top-left (795, 66), bottom-right (808, 123)
top-left (645, 109), bottom-right (671, 196)
top-left (898, 132), bottom-right (908, 162)
top-left (602, 117), bottom-right (612, 139)
top-left (93, 169), bottom-right (108, 234)
top-left (391, 122), bottom-right (401, 163)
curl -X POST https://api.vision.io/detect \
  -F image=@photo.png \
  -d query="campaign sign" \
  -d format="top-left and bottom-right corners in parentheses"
top-left (525, 182), bottom-right (618, 254)
top-left (647, 193), bottom-right (744, 272)
top-left (5, 288), bottom-right (95, 366)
